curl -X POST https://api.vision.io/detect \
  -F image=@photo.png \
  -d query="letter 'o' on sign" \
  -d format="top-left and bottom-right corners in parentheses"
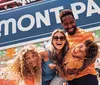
top-left (17, 14), bottom-right (35, 31)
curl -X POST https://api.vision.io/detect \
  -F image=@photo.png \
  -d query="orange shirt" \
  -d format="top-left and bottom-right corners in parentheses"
top-left (0, 79), bottom-right (16, 85)
top-left (66, 28), bottom-right (94, 49)
top-left (63, 49), bottom-right (85, 80)
top-left (66, 28), bottom-right (96, 80)
top-left (24, 78), bottom-right (34, 85)
top-left (18, 78), bottom-right (34, 85)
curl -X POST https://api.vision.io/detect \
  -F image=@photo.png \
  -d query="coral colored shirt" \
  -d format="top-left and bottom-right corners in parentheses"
top-left (19, 78), bottom-right (34, 85)
top-left (0, 79), bottom-right (16, 85)
top-left (24, 78), bottom-right (34, 85)
top-left (65, 28), bottom-right (96, 80)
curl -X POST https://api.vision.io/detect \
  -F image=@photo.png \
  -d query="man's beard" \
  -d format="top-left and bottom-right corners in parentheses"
top-left (65, 26), bottom-right (77, 35)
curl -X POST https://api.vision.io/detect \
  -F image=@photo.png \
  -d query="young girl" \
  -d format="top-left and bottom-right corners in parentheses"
top-left (0, 45), bottom-right (41, 85)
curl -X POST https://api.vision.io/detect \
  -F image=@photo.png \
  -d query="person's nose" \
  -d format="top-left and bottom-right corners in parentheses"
top-left (68, 24), bottom-right (72, 29)
top-left (58, 38), bottom-right (61, 41)
top-left (34, 56), bottom-right (38, 61)
top-left (30, 58), bottom-right (34, 62)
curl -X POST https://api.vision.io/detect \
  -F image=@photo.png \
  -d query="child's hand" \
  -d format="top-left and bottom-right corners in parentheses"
top-left (48, 63), bottom-right (56, 69)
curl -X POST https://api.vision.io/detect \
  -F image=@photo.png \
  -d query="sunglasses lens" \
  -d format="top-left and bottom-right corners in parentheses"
top-left (53, 36), bottom-right (65, 41)
top-left (53, 36), bottom-right (58, 40)
top-left (60, 36), bottom-right (65, 40)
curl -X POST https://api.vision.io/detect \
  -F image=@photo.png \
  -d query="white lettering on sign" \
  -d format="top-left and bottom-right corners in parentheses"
top-left (50, 6), bottom-right (63, 23)
top-left (71, 0), bottom-right (100, 19)
top-left (18, 14), bottom-right (35, 31)
top-left (0, 18), bottom-right (16, 36)
top-left (36, 10), bottom-right (51, 28)
top-left (0, 0), bottom-right (100, 37)
top-left (87, 0), bottom-right (100, 17)
top-left (0, 6), bottom-right (64, 37)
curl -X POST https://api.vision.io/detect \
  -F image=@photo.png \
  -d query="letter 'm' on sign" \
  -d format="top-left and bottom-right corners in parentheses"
top-left (18, 14), bottom-right (35, 31)
top-left (71, 2), bottom-right (86, 19)
top-left (0, 18), bottom-right (16, 36)
top-left (87, 0), bottom-right (100, 17)
top-left (36, 10), bottom-right (51, 28)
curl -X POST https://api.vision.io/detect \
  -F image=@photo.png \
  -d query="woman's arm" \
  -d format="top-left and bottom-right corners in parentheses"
top-left (39, 51), bottom-right (50, 61)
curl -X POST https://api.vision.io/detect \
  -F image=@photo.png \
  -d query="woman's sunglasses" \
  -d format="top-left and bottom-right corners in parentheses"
top-left (53, 36), bottom-right (65, 41)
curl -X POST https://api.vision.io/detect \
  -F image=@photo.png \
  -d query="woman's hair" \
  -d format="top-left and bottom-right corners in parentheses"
top-left (50, 29), bottom-right (69, 66)
top-left (84, 40), bottom-right (98, 58)
top-left (7, 45), bottom-right (41, 82)
top-left (21, 50), bottom-right (40, 79)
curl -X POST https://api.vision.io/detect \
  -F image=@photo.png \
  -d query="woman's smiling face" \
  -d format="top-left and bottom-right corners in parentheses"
top-left (52, 32), bottom-right (66, 50)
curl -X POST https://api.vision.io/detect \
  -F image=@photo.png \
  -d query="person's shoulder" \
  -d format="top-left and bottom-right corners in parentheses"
top-left (78, 28), bottom-right (93, 35)
top-left (77, 28), bottom-right (86, 33)
top-left (39, 50), bottom-right (47, 56)
top-left (39, 49), bottom-right (51, 59)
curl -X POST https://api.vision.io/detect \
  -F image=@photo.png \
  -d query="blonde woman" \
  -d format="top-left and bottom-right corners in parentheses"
top-left (0, 45), bottom-right (41, 85)
top-left (40, 29), bottom-right (69, 85)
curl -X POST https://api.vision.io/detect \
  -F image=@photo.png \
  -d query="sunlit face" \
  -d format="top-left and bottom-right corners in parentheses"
top-left (52, 32), bottom-right (66, 50)
top-left (25, 51), bottom-right (39, 68)
top-left (71, 43), bottom-right (86, 58)
top-left (61, 15), bottom-right (76, 35)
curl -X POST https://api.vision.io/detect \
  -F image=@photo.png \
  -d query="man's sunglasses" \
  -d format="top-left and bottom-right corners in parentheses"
top-left (53, 36), bottom-right (65, 41)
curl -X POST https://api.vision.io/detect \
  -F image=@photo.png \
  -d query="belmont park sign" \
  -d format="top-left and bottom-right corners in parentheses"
top-left (0, 0), bottom-right (100, 49)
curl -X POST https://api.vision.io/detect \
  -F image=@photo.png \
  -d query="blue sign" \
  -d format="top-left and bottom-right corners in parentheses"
top-left (0, 0), bottom-right (100, 49)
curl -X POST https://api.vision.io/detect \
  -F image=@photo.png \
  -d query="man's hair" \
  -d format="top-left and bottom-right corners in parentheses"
top-left (59, 9), bottom-right (75, 23)
top-left (84, 40), bottom-right (98, 58)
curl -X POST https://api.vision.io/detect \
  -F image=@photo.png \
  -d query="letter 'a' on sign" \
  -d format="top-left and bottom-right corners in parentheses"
top-left (87, 0), bottom-right (100, 17)
top-left (71, 0), bottom-right (100, 19)
top-left (71, 2), bottom-right (86, 19)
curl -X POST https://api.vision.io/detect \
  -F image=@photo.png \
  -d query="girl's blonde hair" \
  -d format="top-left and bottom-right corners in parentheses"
top-left (6, 45), bottom-right (41, 83)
